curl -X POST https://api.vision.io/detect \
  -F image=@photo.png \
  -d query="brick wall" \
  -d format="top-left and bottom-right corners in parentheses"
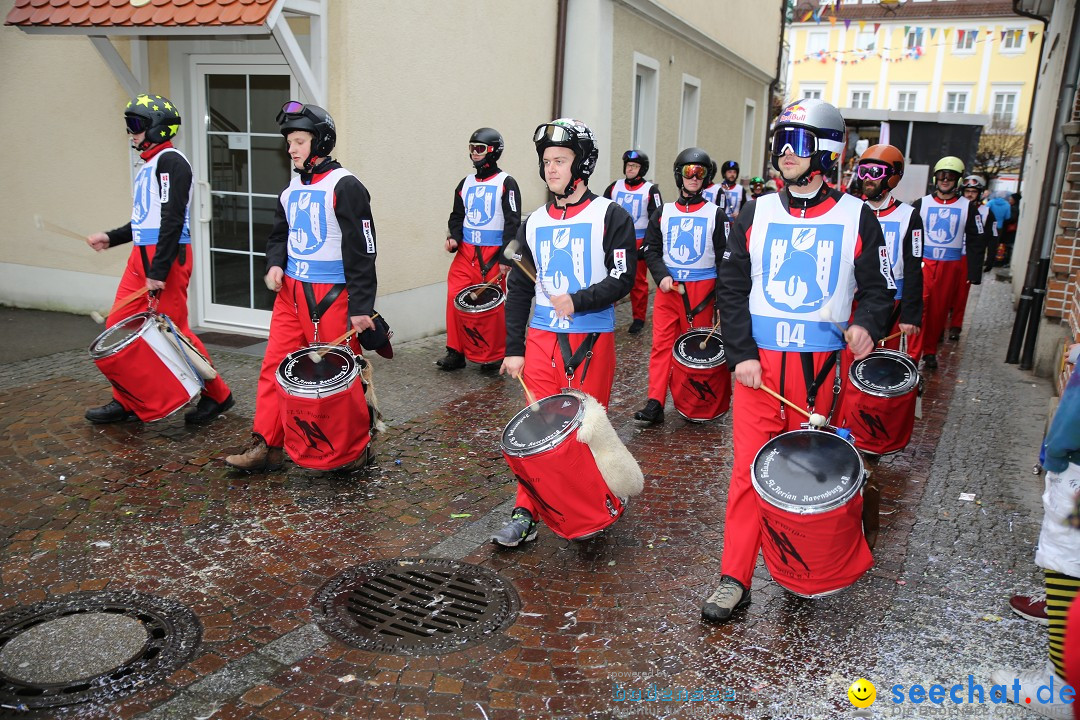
top-left (1047, 89), bottom-right (1080, 393)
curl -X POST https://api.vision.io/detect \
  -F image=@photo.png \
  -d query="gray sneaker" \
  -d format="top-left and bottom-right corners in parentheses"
top-left (491, 509), bottom-right (538, 547)
top-left (701, 576), bottom-right (751, 622)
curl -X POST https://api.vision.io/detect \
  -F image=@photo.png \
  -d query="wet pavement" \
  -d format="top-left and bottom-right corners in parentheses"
top-left (0, 277), bottom-right (1062, 719)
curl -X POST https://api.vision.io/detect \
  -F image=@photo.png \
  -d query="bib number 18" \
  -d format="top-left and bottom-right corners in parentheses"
top-left (776, 321), bottom-right (805, 348)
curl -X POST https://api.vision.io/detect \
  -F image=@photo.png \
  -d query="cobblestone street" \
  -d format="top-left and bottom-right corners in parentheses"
top-left (0, 277), bottom-right (1062, 719)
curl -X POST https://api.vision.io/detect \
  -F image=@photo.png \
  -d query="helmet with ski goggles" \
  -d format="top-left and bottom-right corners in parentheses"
top-left (534, 118), bottom-right (598, 197)
top-left (277, 101), bottom-right (336, 158)
top-left (124, 93), bottom-right (181, 151)
top-left (469, 127), bottom-right (504, 170)
top-left (706, 159), bottom-right (718, 185)
top-left (961, 174), bottom-right (986, 191)
top-left (933, 156), bottom-right (965, 178)
top-left (857, 144), bottom-right (905, 195)
top-left (770, 99), bottom-right (846, 185)
top-left (622, 149), bottom-right (650, 179)
top-left (672, 147), bottom-right (712, 191)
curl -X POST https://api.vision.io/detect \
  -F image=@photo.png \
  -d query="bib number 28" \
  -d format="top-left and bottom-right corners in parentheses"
top-left (776, 321), bottom-right (805, 348)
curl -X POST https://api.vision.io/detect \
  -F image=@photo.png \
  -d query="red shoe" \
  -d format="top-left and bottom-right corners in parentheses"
top-left (1009, 593), bottom-right (1049, 625)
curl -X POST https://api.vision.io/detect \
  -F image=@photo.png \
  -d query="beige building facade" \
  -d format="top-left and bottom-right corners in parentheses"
top-left (2, 0), bottom-right (781, 341)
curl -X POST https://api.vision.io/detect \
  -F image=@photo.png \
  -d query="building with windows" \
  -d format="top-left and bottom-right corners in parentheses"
top-left (785, 0), bottom-right (1041, 133)
top-left (1, 0), bottom-right (782, 340)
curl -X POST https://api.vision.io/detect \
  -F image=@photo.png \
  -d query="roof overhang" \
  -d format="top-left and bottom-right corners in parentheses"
top-left (841, 108), bottom-right (992, 126)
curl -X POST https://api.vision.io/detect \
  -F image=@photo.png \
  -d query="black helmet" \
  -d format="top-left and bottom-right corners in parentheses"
top-left (622, 149), bottom-right (649, 180)
top-left (771, 98), bottom-right (846, 185)
top-left (533, 118), bottom-right (599, 198)
top-left (277, 101), bottom-right (336, 161)
top-left (469, 127), bottom-right (504, 171)
top-left (721, 160), bottom-right (739, 179)
top-left (705, 159), bottom-right (718, 185)
top-left (125, 93), bottom-right (181, 151)
top-left (673, 147), bottom-right (712, 191)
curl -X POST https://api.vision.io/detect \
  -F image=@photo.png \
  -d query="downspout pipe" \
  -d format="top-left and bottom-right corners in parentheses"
top-left (766, 2), bottom-right (791, 176)
top-left (552, 0), bottom-right (569, 120)
top-left (1012, 1), bottom-right (1049, 193)
top-left (1006, 5), bottom-right (1080, 367)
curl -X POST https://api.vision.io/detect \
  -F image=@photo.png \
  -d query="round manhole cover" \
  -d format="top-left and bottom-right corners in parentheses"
top-left (0, 591), bottom-right (201, 711)
top-left (314, 558), bottom-right (520, 655)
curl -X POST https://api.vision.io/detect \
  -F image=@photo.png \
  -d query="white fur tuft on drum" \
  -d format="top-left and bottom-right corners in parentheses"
top-left (576, 394), bottom-right (644, 498)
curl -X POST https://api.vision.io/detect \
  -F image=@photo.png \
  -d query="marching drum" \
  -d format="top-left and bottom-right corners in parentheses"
top-left (670, 329), bottom-right (731, 422)
top-left (752, 429), bottom-right (873, 597)
top-left (835, 349), bottom-right (920, 456)
top-left (89, 312), bottom-right (203, 422)
top-left (501, 393), bottom-right (638, 540)
top-left (453, 284), bottom-right (505, 364)
top-left (275, 345), bottom-right (372, 471)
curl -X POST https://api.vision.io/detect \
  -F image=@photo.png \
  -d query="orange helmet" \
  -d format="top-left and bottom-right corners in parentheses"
top-left (858, 144), bottom-right (905, 189)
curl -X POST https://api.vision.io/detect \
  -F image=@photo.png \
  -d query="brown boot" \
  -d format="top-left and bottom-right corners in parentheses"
top-left (225, 434), bottom-right (284, 473)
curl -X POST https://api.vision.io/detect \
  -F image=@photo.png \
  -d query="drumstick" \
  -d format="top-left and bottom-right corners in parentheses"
top-left (90, 286), bottom-right (149, 324)
top-left (759, 384), bottom-right (828, 428)
top-left (516, 374), bottom-right (539, 411)
top-left (308, 313), bottom-right (380, 363)
top-left (34, 214), bottom-right (86, 242)
top-left (821, 306), bottom-right (851, 343)
top-left (469, 277), bottom-right (500, 301)
top-left (878, 330), bottom-right (903, 346)
top-left (699, 316), bottom-right (722, 350)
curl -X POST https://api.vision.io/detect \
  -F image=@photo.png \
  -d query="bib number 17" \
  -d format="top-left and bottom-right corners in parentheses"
top-left (776, 321), bottom-right (805, 348)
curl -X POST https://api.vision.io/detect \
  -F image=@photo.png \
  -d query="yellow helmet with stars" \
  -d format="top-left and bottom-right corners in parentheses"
top-left (124, 93), bottom-right (181, 150)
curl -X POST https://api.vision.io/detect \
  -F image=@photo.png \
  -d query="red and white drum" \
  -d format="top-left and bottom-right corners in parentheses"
top-left (835, 349), bottom-right (920, 456)
top-left (670, 329), bottom-right (731, 422)
top-left (501, 393), bottom-right (624, 540)
top-left (276, 346), bottom-right (372, 471)
top-left (752, 429), bottom-right (872, 597)
top-left (88, 312), bottom-right (202, 422)
top-left (454, 284), bottom-right (505, 364)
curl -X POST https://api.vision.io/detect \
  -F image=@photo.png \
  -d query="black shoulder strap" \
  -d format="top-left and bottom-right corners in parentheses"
top-left (301, 282), bottom-right (346, 324)
top-left (478, 248), bottom-right (501, 279)
top-left (557, 332), bottom-right (600, 384)
top-left (800, 350), bottom-right (839, 411)
top-left (679, 283), bottom-right (715, 326)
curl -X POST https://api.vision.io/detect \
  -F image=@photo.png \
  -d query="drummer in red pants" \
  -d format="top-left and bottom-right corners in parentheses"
top-left (224, 101), bottom-right (383, 473)
top-left (945, 175), bottom-right (997, 343)
top-left (603, 150), bottom-right (663, 334)
top-left (911, 156), bottom-right (984, 370)
top-left (491, 118), bottom-right (636, 547)
top-left (633, 147), bottom-right (728, 426)
top-left (85, 94), bottom-right (233, 426)
top-left (703, 99), bottom-right (894, 622)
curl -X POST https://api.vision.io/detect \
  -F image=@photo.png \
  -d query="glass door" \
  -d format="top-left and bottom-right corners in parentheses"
top-left (194, 65), bottom-right (296, 330)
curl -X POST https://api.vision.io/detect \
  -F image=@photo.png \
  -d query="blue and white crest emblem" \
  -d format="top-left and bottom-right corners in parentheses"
top-left (465, 185), bottom-right (495, 226)
top-left (667, 216), bottom-right (708, 265)
top-left (132, 165), bottom-right (153, 224)
top-left (925, 207), bottom-right (961, 245)
top-left (614, 190), bottom-right (642, 219)
top-left (286, 189), bottom-right (327, 255)
top-left (763, 223), bottom-right (843, 312)
top-left (536, 223), bottom-right (591, 295)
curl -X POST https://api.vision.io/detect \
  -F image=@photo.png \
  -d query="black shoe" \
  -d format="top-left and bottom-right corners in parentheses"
top-left (633, 399), bottom-right (664, 425)
top-left (479, 361), bottom-right (501, 373)
top-left (922, 354), bottom-right (938, 370)
top-left (436, 349), bottom-right (466, 371)
top-left (85, 400), bottom-right (138, 424)
top-left (948, 328), bottom-right (961, 342)
top-left (627, 319), bottom-right (645, 334)
top-left (184, 393), bottom-right (235, 425)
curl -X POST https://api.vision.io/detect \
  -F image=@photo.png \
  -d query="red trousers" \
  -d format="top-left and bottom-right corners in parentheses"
top-left (445, 244), bottom-right (504, 353)
top-left (253, 276), bottom-right (358, 447)
top-left (513, 329), bottom-right (616, 515)
top-left (721, 348), bottom-right (840, 588)
top-left (645, 281), bottom-right (715, 403)
top-left (629, 241), bottom-right (649, 322)
top-left (948, 277), bottom-right (972, 332)
top-left (919, 259), bottom-right (966, 360)
top-left (108, 245), bottom-right (230, 408)
top-left (878, 300), bottom-right (922, 359)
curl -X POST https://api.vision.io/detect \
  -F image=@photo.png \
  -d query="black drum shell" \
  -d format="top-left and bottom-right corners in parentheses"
top-left (848, 349), bottom-right (919, 398)
top-left (454, 284), bottom-right (505, 313)
top-left (672, 329), bottom-right (726, 369)
top-left (751, 429), bottom-right (865, 514)
top-left (275, 345), bottom-right (359, 398)
top-left (501, 393), bottom-right (585, 458)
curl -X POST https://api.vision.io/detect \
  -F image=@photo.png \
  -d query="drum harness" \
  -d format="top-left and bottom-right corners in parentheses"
top-left (679, 283), bottom-right (716, 327)
top-left (777, 350), bottom-right (842, 423)
top-left (476, 248), bottom-right (502, 282)
top-left (557, 333), bottom-right (601, 385)
top-left (301, 282), bottom-right (346, 344)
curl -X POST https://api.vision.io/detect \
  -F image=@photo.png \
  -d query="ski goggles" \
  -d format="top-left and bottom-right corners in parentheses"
top-left (771, 127), bottom-right (817, 158)
top-left (679, 164), bottom-right (707, 180)
top-left (855, 164), bottom-right (891, 181)
top-left (124, 115), bottom-right (148, 134)
top-left (469, 143), bottom-right (493, 155)
top-left (534, 123), bottom-right (575, 144)
top-left (276, 100), bottom-right (320, 126)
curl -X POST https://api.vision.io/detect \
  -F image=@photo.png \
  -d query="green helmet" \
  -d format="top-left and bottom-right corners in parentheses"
top-left (933, 156), bottom-right (965, 177)
top-left (750, 176), bottom-right (765, 185)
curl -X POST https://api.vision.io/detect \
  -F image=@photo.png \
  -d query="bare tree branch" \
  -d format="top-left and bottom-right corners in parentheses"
top-left (973, 121), bottom-right (1025, 184)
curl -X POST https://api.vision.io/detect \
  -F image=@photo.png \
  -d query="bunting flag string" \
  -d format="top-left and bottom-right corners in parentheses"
top-left (791, 25), bottom-right (1039, 66)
